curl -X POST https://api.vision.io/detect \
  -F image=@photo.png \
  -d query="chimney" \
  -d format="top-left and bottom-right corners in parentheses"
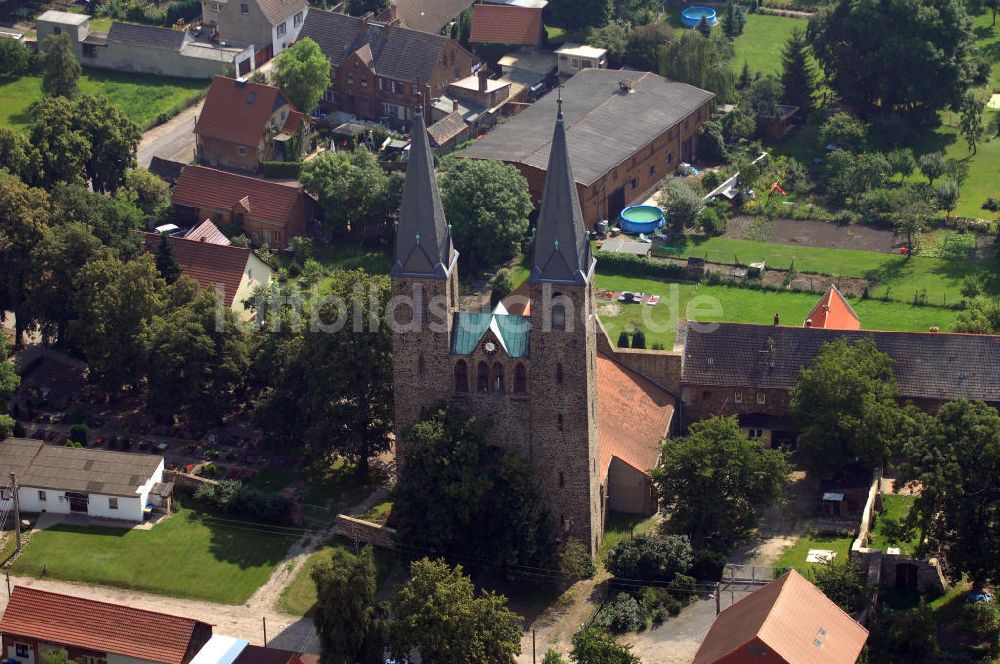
top-left (478, 68), bottom-right (488, 93)
top-left (805, 318), bottom-right (812, 328)
top-left (452, 99), bottom-right (459, 112)
top-left (387, 3), bottom-right (397, 20)
top-left (773, 312), bottom-right (780, 326)
top-left (358, 12), bottom-right (372, 34)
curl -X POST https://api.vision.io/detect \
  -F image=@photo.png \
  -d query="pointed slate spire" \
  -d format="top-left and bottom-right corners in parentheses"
top-left (529, 93), bottom-right (594, 285)
top-left (391, 101), bottom-right (457, 279)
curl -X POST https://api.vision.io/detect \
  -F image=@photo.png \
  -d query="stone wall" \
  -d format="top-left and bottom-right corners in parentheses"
top-left (680, 384), bottom-right (792, 427)
top-left (86, 42), bottom-right (233, 79)
top-left (165, 469), bottom-right (218, 492)
top-left (880, 554), bottom-right (947, 595)
top-left (334, 514), bottom-right (396, 549)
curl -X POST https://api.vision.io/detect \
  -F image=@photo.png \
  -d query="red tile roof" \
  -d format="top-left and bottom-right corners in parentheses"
top-left (184, 219), bottom-right (231, 245)
top-left (142, 233), bottom-right (253, 308)
top-left (692, 570), bottom-right (868, 664)
top-left (0, 586), bottom-right (212, 664)
top-left (172, 165), bottom-right (310, 228)
top-left (597, 353), bottom-right (674, 479)
top-left (470, 4), bottom-right (543, 46)
top-left (805, 285), bottom-right (861, 330)
top-left (280, 109), bottom-right (306, 136)
top-left (195, 76), bottom-right (291, 147)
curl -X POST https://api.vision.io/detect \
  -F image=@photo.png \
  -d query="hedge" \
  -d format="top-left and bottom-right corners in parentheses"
top-left (595, 251), bottom-right (689, 281)
top-left (167, 0), bottom-right (202, 23)
top-left (262, 161), bottom-right (302, 178)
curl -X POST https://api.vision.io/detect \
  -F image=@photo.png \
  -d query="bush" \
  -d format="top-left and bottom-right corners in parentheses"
top-left (489, 268), bottom-right (513, 310)
top-left (938, 230), bottom-right (977, 259)
top-left (167, 0), bottom-right (202, 22)
top-left (698, 207), bottom-right (726, 236)
top-left (559, 538), bottom-right (597, 581)
top-left (68, 424), bottom-right (89, 446)
top-left (193, 479), bottom-right (295, 525)
top-left (688, 549), bottom-right (726, 581)
top-left (668, 574), bottom-right (697, 605)
top-left (962, 602), bottom-right (1000, 641)
top-left (982, 197), bottom-right (999, 212)
top-left (882, 600), bottom-right (940, 660)
top-left (604, 534), bottom-right (694, 583)
top-left (262, 161), bottom-right (303, 178)
top-left (810, 558), bottom-right (865, 613)
top-left (701, 170), bottom-right (724, 192)
top-left (698, 121), bottom-right (729, 164)
top-left (594, 253), bottom-right (688, 281)
top-left (0, 39), bottom-right (32, 79)
top-left (198, 462), bottom-right (219, 477)
top-left (660, 179), bottom-right (705, 233)
top-left (595, 592), bottom-right (643, 633)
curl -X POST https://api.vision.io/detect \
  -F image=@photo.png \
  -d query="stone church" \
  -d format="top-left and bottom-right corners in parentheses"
top-left (390, 100), bottom-right (676, 554)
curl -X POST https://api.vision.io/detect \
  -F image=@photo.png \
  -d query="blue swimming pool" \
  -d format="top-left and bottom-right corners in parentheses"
top-left (619, 205), bottom-right (666, 234)
top-left (681, 6), bottom-right (718, 27)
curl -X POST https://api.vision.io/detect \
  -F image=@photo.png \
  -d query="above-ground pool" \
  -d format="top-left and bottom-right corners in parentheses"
top-left (681, 6), bottom-right (718, 27)
top-left (619, 205), bottom-right (666, 234)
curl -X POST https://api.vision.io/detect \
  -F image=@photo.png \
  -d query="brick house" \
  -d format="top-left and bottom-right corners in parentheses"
top-left (460, 69), bottom-right (715, 227)
top-left (195, 76), bottom-right (307, 173)
top-left (199, 0), bottom-right (308, 66)
top-left (298, 9), bottom-right (477, 127)
top-left (171, 165), bottom-right (314, 249)
top-left (680, 320), bottom-right (1000, 440)
top-left (470, 4), bottom-right (544, 48)
top-left (0, 586), bottom-right (213, 664)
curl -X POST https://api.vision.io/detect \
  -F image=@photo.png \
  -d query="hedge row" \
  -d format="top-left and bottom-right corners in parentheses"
top-left (595, 251), bottom-right (688, 281)
top-left (261, 161), bottom-right (302, 178)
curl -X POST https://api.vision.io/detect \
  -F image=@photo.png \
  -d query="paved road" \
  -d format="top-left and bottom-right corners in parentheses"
top-left (137, 101), bottom-right (203, 168)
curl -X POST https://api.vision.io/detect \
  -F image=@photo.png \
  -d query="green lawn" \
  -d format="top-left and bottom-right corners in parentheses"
top-left (655, 235), bottom-right (1000, 306)
top-left (776, 532), bottom-right (854, 574)
top-left (599, 510), bottom-right (659, 564)
top-left (732, 14), bottom-right (808, 76)
top-left (0, 69), bottom-right (206, 131)
top-left (868, 494), bottom-right (920, 555)
top-left (11, 508), bottom-right (297, 604)
top-left (279, 537), bottom-right (398, 616)
top-left (545, 25), bottom-right (567, 47)
top-left (594, 272), bottom-right (960, 349)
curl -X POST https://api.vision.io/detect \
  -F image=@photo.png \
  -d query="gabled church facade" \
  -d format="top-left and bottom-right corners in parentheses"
top-left (390, 100), bottom-right (675, 554)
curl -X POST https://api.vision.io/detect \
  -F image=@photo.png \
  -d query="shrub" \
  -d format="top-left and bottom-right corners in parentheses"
top-left (0, 39), bottom-right (32, 79)
top-left (262, 161), bottom-right (303, 178)
top-left (604, 534), bottom-right (694, 583)
top-left (664, 595), bottom-right (682, 616)
top-left (559, 538), bottom-right (597, 581)
top-left (631, 329), bottom-right (646, 349)
top-left (882, 600), bottom-right (939, 660)
top-left (938, 230), bottom-right (977, 259)
top-left (668, 574), bottom-right (697, 605)
top-left (982, 197), bottom-right (999, 212)
top-left (701, 170), bottom-right (724, 192)
top-left (167, 0), bottom-right (202, 22)
top-left (595, 592), bottom-right (643, 633)
top-left (698, 121), bottom-right (729, 164)
top-left (616, 331), bottom-right (631, 348)
top-left (68, 424), bottom-right (89, 446)
top-left (193, 479), bottom-right (295, 525)
top-left (660, 180), bottom-right (705, 233)
top-left (594, 253), bottom-right (688, 281)
top-left (698, 207), bottom-right (726, 236)
top-left (810, 558), bottom-right (865, 613)
top-left (489, 268), bottom-right (513, 310)
top-left (542, 650), bottom-right (568, 664)
top-left (198, 462), bottom-right (219, 477)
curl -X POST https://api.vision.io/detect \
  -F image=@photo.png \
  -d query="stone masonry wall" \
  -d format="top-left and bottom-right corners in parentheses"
top-left (334, 514), bottom-right (396, 549)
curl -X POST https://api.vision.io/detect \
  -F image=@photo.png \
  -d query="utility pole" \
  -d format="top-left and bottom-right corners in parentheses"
top-left (10, 473), bottom-right (20, 552)
top-left (262, 617), bottom-right (267, 646)
top-left (715, 582), bottom-right (721, 615)
top-left (532, 629), bottom-right (536, 664)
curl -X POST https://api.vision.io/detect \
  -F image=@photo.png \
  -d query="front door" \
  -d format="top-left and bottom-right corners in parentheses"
top-left (895, 563), bottom-right (918, 591)
top-left (66, 492), bottom-right (88, 513)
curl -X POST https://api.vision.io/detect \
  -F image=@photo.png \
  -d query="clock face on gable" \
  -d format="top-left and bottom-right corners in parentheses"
top-left (483, 340), bottom-right (497, 354)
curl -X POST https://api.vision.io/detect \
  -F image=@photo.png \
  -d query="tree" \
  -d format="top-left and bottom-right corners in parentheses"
top-left (818, 113), bottom-right (868, 152)
top-left (811, 558), bottom-right (866, 613)
top-left (50, 184), bottom-right (144, 259)
top-left (659, 179), bottom-right (704, 233)
top-left (743, 75), bottom-right (784, 128)
top-left (955, 296), bottom-right (1000, 333)
top-left (586, 22), bottom-right (630, 66)
top-left (631, 328), bottom-right (646, 349)
top-left (570, 628), bottom-right (640, 664)
top-left (346, 0), bottom-right (389, 15)
top-left (490, 268), bottom-right (513, 310)
top-left (0, 128), bottom-right (42, 185)
top-left (41, 34), bottom-right (80, 98)
top-left (75, 95), bottom-right (142, 193)
top-left (892, 206), bottom-right (929, 256)
top-left (439, 157), bottom-right (532, 272)
top-left (616, 330), bottom-right (630, 348)
top-left (722, 1), bottom-right (746, 39)
top-left (959, 91), bottom-right (984, 154)
top-left (807, 0), bottom-right (988, 124)
top-left (0, 337), bottom-right (19, 438)
top-left (790, 338), bottom-right (901, 475)
top-left (312, 546), bottom-right (386, 664)
top-left (0, 39), bottom-right (31, 79)
top-left (603, 534), bottom-right (693, 582)
top-left (780, 28), bottom-right (815, 116)
top-left (559, 538), bottom-right (597, 581)
top-left (394, 404), bottom-right (556, 570)
top-left (155, 234), bottom-right (182, 284)
top-left (390, 558), bottom-right (522, 664)
top-left (821, 151), bottom-right (891, 206)
top-left (697, 16), bottom-right (712, 37)
top-left (898, 400), bottom-right (1000, 588)
top-left (271, 38), bottom-right (331, 115)
top-left (934, 178), bottom-right (960, 220)
top-left (987, 0), bottom-right (999, 25)
top-left (885, 148), bottom-right (916, 181)
top-left (28, 96), bottom-right (90, 187)
top-left (623, 21), bottom-right (674, 72)
top-left (123, 168), bottom-right (171, 223)
top-left (661, 31), bottom-right (736, 101)
top-left (300, 149), bottom-right (399, 240)
top-left (698, 120), bottom-right (729, 163)
top-left (543, 650), bottom-right (568, 664)
top-left (737, 60), bottom-right (752, 90)
top-left (918, 151), bottom-right (947, 186)
top-left (0, 171), bottom-right (51, 346)
top-left (653, 416), bottom-right (789, 546)
top-left (547, 0), bottom-right (612, 31)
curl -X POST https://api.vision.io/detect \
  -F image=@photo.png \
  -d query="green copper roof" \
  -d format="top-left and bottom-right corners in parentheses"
top-left (451, 312), bottom-right (530, 358)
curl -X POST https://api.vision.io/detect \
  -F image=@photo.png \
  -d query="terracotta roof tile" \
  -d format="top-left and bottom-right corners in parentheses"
top-left (195, 76), bottom-right (290, 147)
top-left (172, 165), bottom-right (310, 229)
top-left (0, 586), bottom-right (212, 664)
top-left (142, 233), bottom-right (252, 308)
top-left (184, 219), bottom-right (231, 245)
top-left (426, 110), bottom-right (467, 146)
top-left (597, 353), bottom-right (674, 479)
top-left (693, 570), bottom-right (868, 664)
top-left (280, 109), bottom-right (306, 136)
top-left (805, 285), bottom-right (860, 330)
top-left (470, 4), bottom-right (542, 45)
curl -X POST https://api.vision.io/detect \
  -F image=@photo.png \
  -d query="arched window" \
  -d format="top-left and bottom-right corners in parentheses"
top-left (558, 471), bottom-right (565, 488)
top-left (556, 363), bottom-right (564, 385)
top-left (551, 293), bottom-right (567, 331)
top-left (514, 363), bottom-right (527, 393)
top-left (492, 362), bottom-right (504, 392)
top-left (477, 361), bottom-right (489, 392)
top-left (557, 414), bottom-right (564, 431)
top-left (418, 353), bottom-right (426, 377)
top-left (454, 360), bottom-right (468, 393)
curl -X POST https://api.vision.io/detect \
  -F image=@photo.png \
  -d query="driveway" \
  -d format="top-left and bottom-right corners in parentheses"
top-left (137, 100), bottom-right (203, 168)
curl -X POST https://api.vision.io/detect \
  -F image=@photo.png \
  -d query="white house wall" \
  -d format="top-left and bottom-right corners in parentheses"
top-left (271, 6), bottom-right (307, 60)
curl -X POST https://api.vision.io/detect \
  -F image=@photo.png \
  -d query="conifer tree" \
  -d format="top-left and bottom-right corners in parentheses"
top-left (780, 28), bottom-right (816, 117)
top-left (155, 233), bottom-right (181, 284)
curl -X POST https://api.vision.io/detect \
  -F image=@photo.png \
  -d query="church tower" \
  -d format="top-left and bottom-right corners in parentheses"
top-left (390, 105), bottom-right (459, 460)
top-left (527, 98), bottom-right (603, 554)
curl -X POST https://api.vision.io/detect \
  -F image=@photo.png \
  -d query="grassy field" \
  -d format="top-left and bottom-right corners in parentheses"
top-left (732, 14), bottom-right (808, 76)
top-left (868, 494), bottom-right (920, 555)
top-left (594, 272), bottom-right (960, 349)
top-left (655, 235), bottom-right (1000, 306)
top-left (0, 69), bottom-right (206, 130)
top-left (279, 537), bottom-right (398, 616)
top-left (776, 532), bottom-right (854, 574)
top-left (11, 509), bottom-right (297, 604)
top-left (599, 510), bottom-right (659, 564)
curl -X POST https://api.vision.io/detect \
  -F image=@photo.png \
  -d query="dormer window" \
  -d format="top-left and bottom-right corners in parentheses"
top-left (211, 3), bottom-right (220, 12)
top-left (240, 3), bottom-right (249, 13)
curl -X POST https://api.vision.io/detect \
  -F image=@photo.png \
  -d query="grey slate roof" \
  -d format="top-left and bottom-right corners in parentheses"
top-left (426, 110), bottom-right (467, 146)
top-left (461, 69), bottom-right (715, 186)
top-left (391, 107), bottom-right (457, 278)
top-left (107, 22), bottom-right (188, 50)
top-left (681, 322), bottom-right (1000, 403)
top-left (299, 9), bottom-right (457, 84)
top-left (529, 100), bottom-right (594, 285)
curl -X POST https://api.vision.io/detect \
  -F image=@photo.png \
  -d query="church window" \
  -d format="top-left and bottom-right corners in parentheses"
top-left (551, 294), bottom-right (567, 331)
top-left (492, 362), bottom-right (505, 392)
top-left (556, 363), bottom-right (564, 385)
top-left (418, 354), bottom-right (426, 377)
top-left (514, 363), bottom-right (527, 393)
top-left (454, 361), bottom-right (468, 392)
top-left (557, 414), bottom-right (564, 431)
top-left (477, 362), bottom-right (489, 392)
top-left (559, 472), bottom-right (565, 488)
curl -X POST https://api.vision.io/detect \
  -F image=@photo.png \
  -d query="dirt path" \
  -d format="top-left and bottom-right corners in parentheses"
top-left (517, 575), bottom-right (609, 662)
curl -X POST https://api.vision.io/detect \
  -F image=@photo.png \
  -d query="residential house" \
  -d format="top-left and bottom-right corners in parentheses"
top-left (190, 636), bottom-right (317, 664)
top-left (0, 438), bottom-right (169, 523)
top-left (141, 232), bottom-right (273, 320)
top-left (693, 570), bottom-right (868, 664)
top-left (35, 11), bottom-right (253, 78)
top-left (0, 586), bottom-right (213, 664)
top-left (460, 69), bottom-right (715, 226)
top-left (804, 285), bottom-right (861, 330)
top-left (199, 0), bottom-right (308, 66)
top-left (426, 110), bottom-right (470, 153)
top-left (298, 9), bottom-right (477, 126)
top-left (171, 165), bottom-right (313, 249)
top-left (195, 75), bottom-right (307, 173)
top-left (470, 3), bottom-right (544, 48)
top-left (376, 0), bottom-right (474, 35)
top-left (555, 43), bottom-right (608, 77)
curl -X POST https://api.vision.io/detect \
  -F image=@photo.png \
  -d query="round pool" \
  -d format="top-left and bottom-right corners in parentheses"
top-left (619, 205), bottom-right (666, 234)
top-left (681, 6), bottom-right (718, 27)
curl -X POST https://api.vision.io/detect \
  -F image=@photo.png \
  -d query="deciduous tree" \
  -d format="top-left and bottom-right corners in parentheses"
top-left (312, 545), bottom-right (387, 664)
top-left (29, 96), bottom-right (90, 187)
top-left (300, 149), bottom-right (399, 240)
top-left (0, 38), bottom-right (31, 79)
top-left (123, 168), bottom-right (171, 223)
top-left (346, 0), bottom-right (389, 16)
top-left (659, 179), bottom-right (704, 233)
top-left (0, 337), bottom-right (19, 437)
top-left (75, 95), bottom-right (141, 193)
top-left (818, 113), bottom-right (868, 153)
top-left (660, 31), bottom-right (735, 102)
top-left (0, 171), bottom-right (51, 346)
top-left (955, 296), bottom-right (1000, 333)
top-left (810, 558), bottom-right (866, 613)
top-left (547, 0), bottom-right (612, 31)
top-left (0, 129), bottom-right (42, 186)
top-left (50, 184), bottom-right (144, 259)
top-left (271, 37), bottom-right (331, 115)
top-left (918, 151), bottom-right (947, 186)
top-left (959, 91), bottom-right (984, 155)
top-left (623, 21), bottom-right (674, 72)
top-left (570, 628), bottom-right (640, 664)
top-left (41, 34), bottom-right (80, 98)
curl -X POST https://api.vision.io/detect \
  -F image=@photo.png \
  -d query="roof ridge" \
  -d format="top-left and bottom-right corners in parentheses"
top-left (10, 586), bottom-right (212, 626)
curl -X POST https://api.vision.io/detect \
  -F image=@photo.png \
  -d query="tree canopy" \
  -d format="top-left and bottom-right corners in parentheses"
top-left (652, 416), bottom-right (789, 546)
top-left (0, 171), bottom-right (51, 345)
top-left (271, 37), bottom-right (331, 116)
top-left (570, 628), bottom-right (640, 664)
top-left (660, 31), bottom-right (736, 102)
top-left (300, 149), bottom-right (401, 240)
top-left (41, 34), bottom-right (80, 98)
top-left (0, 336), bottom-right (19, 438)
top-left (780, 28), bottom-right (816, 116)
top-left (547, 0), bottom-right (612, 31)
top-left (312, 546), bottom-right (387, 664)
